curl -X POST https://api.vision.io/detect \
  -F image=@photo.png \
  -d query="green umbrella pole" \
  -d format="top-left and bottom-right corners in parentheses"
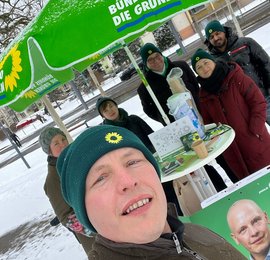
top-left (41, 95), bottom-right (73, 143)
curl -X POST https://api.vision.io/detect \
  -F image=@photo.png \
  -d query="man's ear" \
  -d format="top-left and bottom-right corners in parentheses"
top-left (231, 233), bottom-right (240, 245)
top-left (264, 212), bottom-right (270, 224)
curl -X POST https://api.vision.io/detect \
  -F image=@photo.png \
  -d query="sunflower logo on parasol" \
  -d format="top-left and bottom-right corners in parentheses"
top-left (0, 44), bottom-right (22, 92)
top-left (23, 90), bottom-right (37, 99)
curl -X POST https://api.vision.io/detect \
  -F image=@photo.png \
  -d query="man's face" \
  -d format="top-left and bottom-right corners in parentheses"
top-left (146, 52), bottom-right (164, 72)
top-left (209, 31), bottom-right (227, 50)
top-left (100, 101), bottom-right (119, 121)
top-left (85, 147), bottom-right (168, 244)
top-left (229, 203), bottom-right (270, 258)
top-left (49, 134), bottom-right (68, 158)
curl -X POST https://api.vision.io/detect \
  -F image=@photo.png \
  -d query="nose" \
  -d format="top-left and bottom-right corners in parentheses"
top-left (116, 169), bottom-right (138, 193)
top-left (212, 34), bottom-right (219, 41)
top-left (59, 141), bottom-right (68, 150)
top-left (249, 226), bottom-right (259, 237)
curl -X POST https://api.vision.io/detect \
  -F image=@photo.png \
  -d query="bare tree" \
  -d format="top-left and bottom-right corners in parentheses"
top-left (0, 0), bottom-right (46, 51)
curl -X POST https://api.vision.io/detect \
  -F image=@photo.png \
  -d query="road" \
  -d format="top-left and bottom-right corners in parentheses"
top-left (1, 1), bottom-right (269, 168)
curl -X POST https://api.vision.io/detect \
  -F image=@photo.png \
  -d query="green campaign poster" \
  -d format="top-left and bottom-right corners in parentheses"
top-left (182, 166), bottom-right (270, 257)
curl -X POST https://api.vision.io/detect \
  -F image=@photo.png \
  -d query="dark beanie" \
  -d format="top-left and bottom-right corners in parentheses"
top-left (57, 125), bottom-right (160, 232)
top-left (39, 127), bottom-right (66, 154)
top-left (205, 20), bottom-right (225, 40)
top-left (140, 43), bottom-right (162, 64)
top-left (95, 96), bottom-right (117, 115)
top-left (191, 49), bottom-right (215, 72)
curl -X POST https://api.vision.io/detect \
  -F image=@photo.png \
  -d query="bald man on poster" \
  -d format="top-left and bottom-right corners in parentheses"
top-left (227, 199), bottom-right (270, 260)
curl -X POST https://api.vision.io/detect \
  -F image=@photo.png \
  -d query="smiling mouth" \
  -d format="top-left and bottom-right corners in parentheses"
top-left (252, 236), bottom-right (264, 245)
top-left (122, 198), bottom-right (151, 215)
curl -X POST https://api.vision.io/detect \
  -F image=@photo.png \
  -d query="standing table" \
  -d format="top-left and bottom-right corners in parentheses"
top-left (160, 124), bottom-right (235, 202)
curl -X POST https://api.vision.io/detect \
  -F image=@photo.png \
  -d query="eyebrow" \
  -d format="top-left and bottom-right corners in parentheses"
top-left (92, 149), bottom-right (139, 171)
top-left (251, 216), bottom-right (262, 225)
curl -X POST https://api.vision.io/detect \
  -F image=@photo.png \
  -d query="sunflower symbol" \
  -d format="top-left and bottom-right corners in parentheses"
top-left (105, 132), bottom-right (123, 144)
top-left (0, 44), bottom-right (22, 92)
top-left (23, 90), bottom-right (37, 99)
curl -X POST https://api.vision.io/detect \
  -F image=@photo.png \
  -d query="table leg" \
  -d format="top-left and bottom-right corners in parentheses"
top-left (194, 167), bottom-right (217, 196)
top-left (186, 174), bottom-right (205, 202)
top-left (207, 159), bottom-right (234, 187)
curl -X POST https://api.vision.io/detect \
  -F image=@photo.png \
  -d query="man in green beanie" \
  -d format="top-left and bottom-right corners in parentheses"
top-left (137, 42), bottom-right (200, 126)
top-left (96, 96), bottom-right (184, 214)
top-left (57, 125), bottom-right (246, 259)
top-left (204, 19), bottom-right (270, 123)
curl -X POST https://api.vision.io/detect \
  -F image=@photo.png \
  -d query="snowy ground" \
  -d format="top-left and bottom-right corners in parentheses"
top-left (1, 9), bottom-right (270, 260)
top-left (0, 94), bottom-right (163, 260)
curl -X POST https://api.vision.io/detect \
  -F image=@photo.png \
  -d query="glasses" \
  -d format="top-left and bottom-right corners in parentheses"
top-left (147, 53), bottom-right (162, 64)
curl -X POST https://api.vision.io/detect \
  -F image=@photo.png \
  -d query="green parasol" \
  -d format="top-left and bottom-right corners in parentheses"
top-left (0, 0), bottom-right (208, 112)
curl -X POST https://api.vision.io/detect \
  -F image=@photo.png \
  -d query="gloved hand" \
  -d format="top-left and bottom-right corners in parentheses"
top-left (50, 216), bottom-right (60, 226)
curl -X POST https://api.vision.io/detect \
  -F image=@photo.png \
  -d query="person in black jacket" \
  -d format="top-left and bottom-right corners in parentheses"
top-left (204, 20), bottom-right (270, 123)
top-left (137, 43), bottom-right (200, 126)
top-left (96, 97), bottom-right (182, 214)
top-left (9, 132), bottom-right (22, 147)
top-left (96, 97), bottom-right (155, 153)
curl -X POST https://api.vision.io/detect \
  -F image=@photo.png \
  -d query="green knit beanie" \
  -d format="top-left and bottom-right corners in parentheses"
top-left (95, 96), bottom-right (117, 115)
top-left (39, 127), bottom-right (66, 154)
top-left (205, 20), bottom-right (225, 40)
top-left (191, 49), bottom-right (215, 72)
top-left (57, 125), bottom-right (160, 232)
top-left (140, 43), bottom-right (162, 65)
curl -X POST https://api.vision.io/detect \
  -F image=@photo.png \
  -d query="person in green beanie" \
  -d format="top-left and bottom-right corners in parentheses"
top-left (96, 96), bottom-right (155, 153)
top-left (57, 125), bottom-right (246, 260)
top-left (137, 42), bottom-right (200, 126)
top-left (96, 96), bottom-right (183, 214)
top-left (204, 20), bottom-right (270, 124)
top-left (137, 43), bottom-right (199, 213)
top-left (191, 48), bottom-right (270, 180)
top-left (204, 20), bottom-right (225, 43)
top-left (39, 127), bottom-right (94, 257)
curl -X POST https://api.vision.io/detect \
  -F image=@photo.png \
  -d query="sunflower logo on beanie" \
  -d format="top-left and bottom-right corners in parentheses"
top-left (105, 132), bottom-right (123, 144)
top-left (205, 20), bottom-right (225, 40)
top-left (191, 48), bottom-right (215, 72)
top-left (140, 43), bottom-right (161, 65)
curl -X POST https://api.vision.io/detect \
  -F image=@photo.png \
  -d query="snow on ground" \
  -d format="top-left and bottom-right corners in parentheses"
top-left (0, 94), bottom-right (163, 260)
top-left (0, 8), bottom-right (269, 260)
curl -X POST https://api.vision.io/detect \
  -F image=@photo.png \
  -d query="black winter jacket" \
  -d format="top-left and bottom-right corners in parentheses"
top-left (137, 59), bottom-right (200, 126)
top-left (205, 26), bottom-right (270, 97)
top-left (102, 108), bottom-right (155, 153)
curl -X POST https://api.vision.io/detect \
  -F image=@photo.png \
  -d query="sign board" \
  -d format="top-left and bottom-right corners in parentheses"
top-left (149, 116), bottom-right (195, 158)
top-left (183, 166), bottom-right (270, 258)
